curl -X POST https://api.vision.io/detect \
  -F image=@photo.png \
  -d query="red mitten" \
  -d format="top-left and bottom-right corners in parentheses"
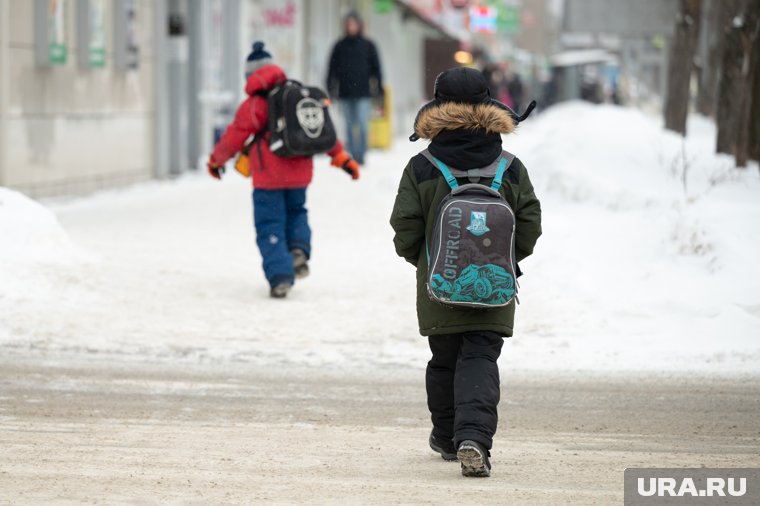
top-left (207, 156), bottom-right (225, 180)
top-left (330, 151), bottom-right (360, 180)
top-left (342, 158), bottom-right (360, 180)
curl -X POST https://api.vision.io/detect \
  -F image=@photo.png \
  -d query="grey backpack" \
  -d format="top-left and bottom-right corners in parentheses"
top-left (426, 152), bottom-right (518, 308)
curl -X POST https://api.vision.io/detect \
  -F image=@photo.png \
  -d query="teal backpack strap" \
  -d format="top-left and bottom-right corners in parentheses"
top-left (490, 157), bottom-right (509, 191)
top-left (432, 157), bottom-right (459, 189)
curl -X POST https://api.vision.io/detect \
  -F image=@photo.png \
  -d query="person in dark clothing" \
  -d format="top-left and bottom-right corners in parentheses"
top-left (507, 72), bottom-right (524, 114)
top-left (482, 63), bottom-right (500, 99)
top-left (326, 11), bottom-right (383, 165)
top-left (390, 67), bottom-right (542, 477)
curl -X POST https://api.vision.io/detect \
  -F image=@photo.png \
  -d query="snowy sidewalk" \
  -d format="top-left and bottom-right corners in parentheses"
top-left (1, 103), bottom-right (759, 373)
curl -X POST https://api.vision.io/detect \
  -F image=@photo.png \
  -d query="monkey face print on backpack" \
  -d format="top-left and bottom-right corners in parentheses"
top-left (266, 80), bottom-right (338, 157)
top-left (427, 153), bottom-right (518, 308)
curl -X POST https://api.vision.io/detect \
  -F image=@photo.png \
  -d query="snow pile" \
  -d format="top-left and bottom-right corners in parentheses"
top-left (0, 187), bottom-right (89, 281)
top-left (0, 102), bottom-right (758, 374)
top-left (0, 188), bottom-right (90, 316)
top-left (0, 188), bottom-right (83, 263)
top-left (504, 102), bottom-right (760, 372)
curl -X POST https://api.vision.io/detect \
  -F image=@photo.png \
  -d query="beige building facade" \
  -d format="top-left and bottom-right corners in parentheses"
top-left (0, 0), bottom-right (157, 198)
top-left (0, 0), bottom-right (456, 199)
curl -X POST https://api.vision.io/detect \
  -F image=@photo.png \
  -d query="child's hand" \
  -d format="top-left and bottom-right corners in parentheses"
top-left (330, 151), bottom-right (360, 181)
top-left (342, 158), bottom-right (360, 180)
top-left (207, 157), bottom-right (225, 180)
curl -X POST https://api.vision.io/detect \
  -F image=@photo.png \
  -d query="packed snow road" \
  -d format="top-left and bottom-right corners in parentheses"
top-left (1, 359), bottom-right (758, 505)
top-left (1, 103), bottom-right (759, 503)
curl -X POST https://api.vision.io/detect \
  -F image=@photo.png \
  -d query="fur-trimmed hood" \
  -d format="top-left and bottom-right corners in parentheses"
top-left (413, 102), bottom-right (517, 140)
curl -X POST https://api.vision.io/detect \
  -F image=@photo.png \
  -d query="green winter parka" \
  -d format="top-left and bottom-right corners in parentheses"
top-left (390, 101), bottom-right (542, 337)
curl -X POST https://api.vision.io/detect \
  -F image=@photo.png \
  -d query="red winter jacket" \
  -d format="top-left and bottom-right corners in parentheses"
top-left (211, 64), bottom-right (343, 189)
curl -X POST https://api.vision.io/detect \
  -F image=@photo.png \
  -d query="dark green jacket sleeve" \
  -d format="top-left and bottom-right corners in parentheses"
top-left (513, 162), bottom-right (542, 262)
top-left (390, 162), bottom-right (425, 265)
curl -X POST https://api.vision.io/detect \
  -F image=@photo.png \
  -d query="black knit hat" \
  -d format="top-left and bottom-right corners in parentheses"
top-left (410, 67), bottom-right (536, 141)
top-left (245, 41), bottom-right (272, 75)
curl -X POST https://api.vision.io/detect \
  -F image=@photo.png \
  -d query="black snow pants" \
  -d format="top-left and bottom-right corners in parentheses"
top-left (425, 331), bottom-right (504, 450)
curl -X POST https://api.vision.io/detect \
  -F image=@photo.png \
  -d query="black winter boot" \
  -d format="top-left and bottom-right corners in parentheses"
top-left (429, 432), bottom-right (457, 461)
top-left (457, 440), bottom-right (491, 477)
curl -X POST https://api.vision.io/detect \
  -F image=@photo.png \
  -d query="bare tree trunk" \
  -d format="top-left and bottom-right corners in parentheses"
top-left (716, 0), bottom-right (744, 155)
top-left (748, 68), bottom-right (760, 162)
top-left (696, 0), bottom-right (729, 116)
top-left (735, 2), bottom-right (759, 167)
top-left (747, 8), bottom-right (760, 161)
top-left (665, 0), bottom-right (703, 134)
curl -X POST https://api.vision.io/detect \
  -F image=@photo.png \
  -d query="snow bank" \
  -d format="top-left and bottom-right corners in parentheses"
top-left (0, 188), bottom-right (92, 338)
top-left (504, 102), bottom-right (760, 372)
top-left (1, 102), bottom-right (758, 374)
top-left (0, 188), bottom-right (83, 264)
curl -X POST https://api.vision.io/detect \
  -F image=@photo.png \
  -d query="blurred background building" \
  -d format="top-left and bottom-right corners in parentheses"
top-left (559, 0), bottom-right (677, 108)
top-left (0, 0), bottom-right (465, 197)
top-left (2, 0), bottom-right (753, 198)
top-left (1, 0), bottom-right (157, 198)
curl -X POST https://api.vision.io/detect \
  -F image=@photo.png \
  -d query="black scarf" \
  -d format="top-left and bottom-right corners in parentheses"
top-left (428, 129), bottom-right (503, 171)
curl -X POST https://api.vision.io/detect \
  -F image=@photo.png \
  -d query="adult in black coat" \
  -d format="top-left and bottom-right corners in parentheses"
top-left (326, 11), bottom-right (383, 165)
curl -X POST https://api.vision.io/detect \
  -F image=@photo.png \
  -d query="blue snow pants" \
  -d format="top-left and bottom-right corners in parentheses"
top-left (252, 188), bottom-right (311, 288)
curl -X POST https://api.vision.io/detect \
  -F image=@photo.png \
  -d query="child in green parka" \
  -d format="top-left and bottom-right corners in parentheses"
top-left (390, 67), bottom-right (542, 477)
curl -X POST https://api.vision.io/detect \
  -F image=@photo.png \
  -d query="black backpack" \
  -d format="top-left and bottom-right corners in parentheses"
top-left (264, 80), bottom-right (337, 158)
top-left (426, 152), bottom-right (518, 308)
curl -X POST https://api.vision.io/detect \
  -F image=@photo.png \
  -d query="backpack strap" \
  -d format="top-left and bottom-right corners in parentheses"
top-left (248, 130), bottom-right (266, 170)
top-left (431, 157), bottom-right (459, 189)
top-left (491, 157), bottom-right (509, 191)
top-left (422, 149), bottom-right (514, 181)
top-left (436, 156), bottom-right (508, 191)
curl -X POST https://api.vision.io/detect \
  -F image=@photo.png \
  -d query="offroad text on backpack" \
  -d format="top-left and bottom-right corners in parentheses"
top-left (266, 80), bottom-right (337, 157)
top-left (427, 154), bottom-right (518, 308)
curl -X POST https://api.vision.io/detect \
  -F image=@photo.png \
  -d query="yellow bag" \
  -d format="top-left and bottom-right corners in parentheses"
top-left (234, 151), bottom-right (251, 178)
top-left (235, 140), bottom-right (254, 178)
top-left (369, 86), bottom-right (392, 150)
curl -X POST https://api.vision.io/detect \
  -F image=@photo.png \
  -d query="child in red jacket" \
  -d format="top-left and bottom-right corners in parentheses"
top-left (208, 42), bottom-right (359, 298)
